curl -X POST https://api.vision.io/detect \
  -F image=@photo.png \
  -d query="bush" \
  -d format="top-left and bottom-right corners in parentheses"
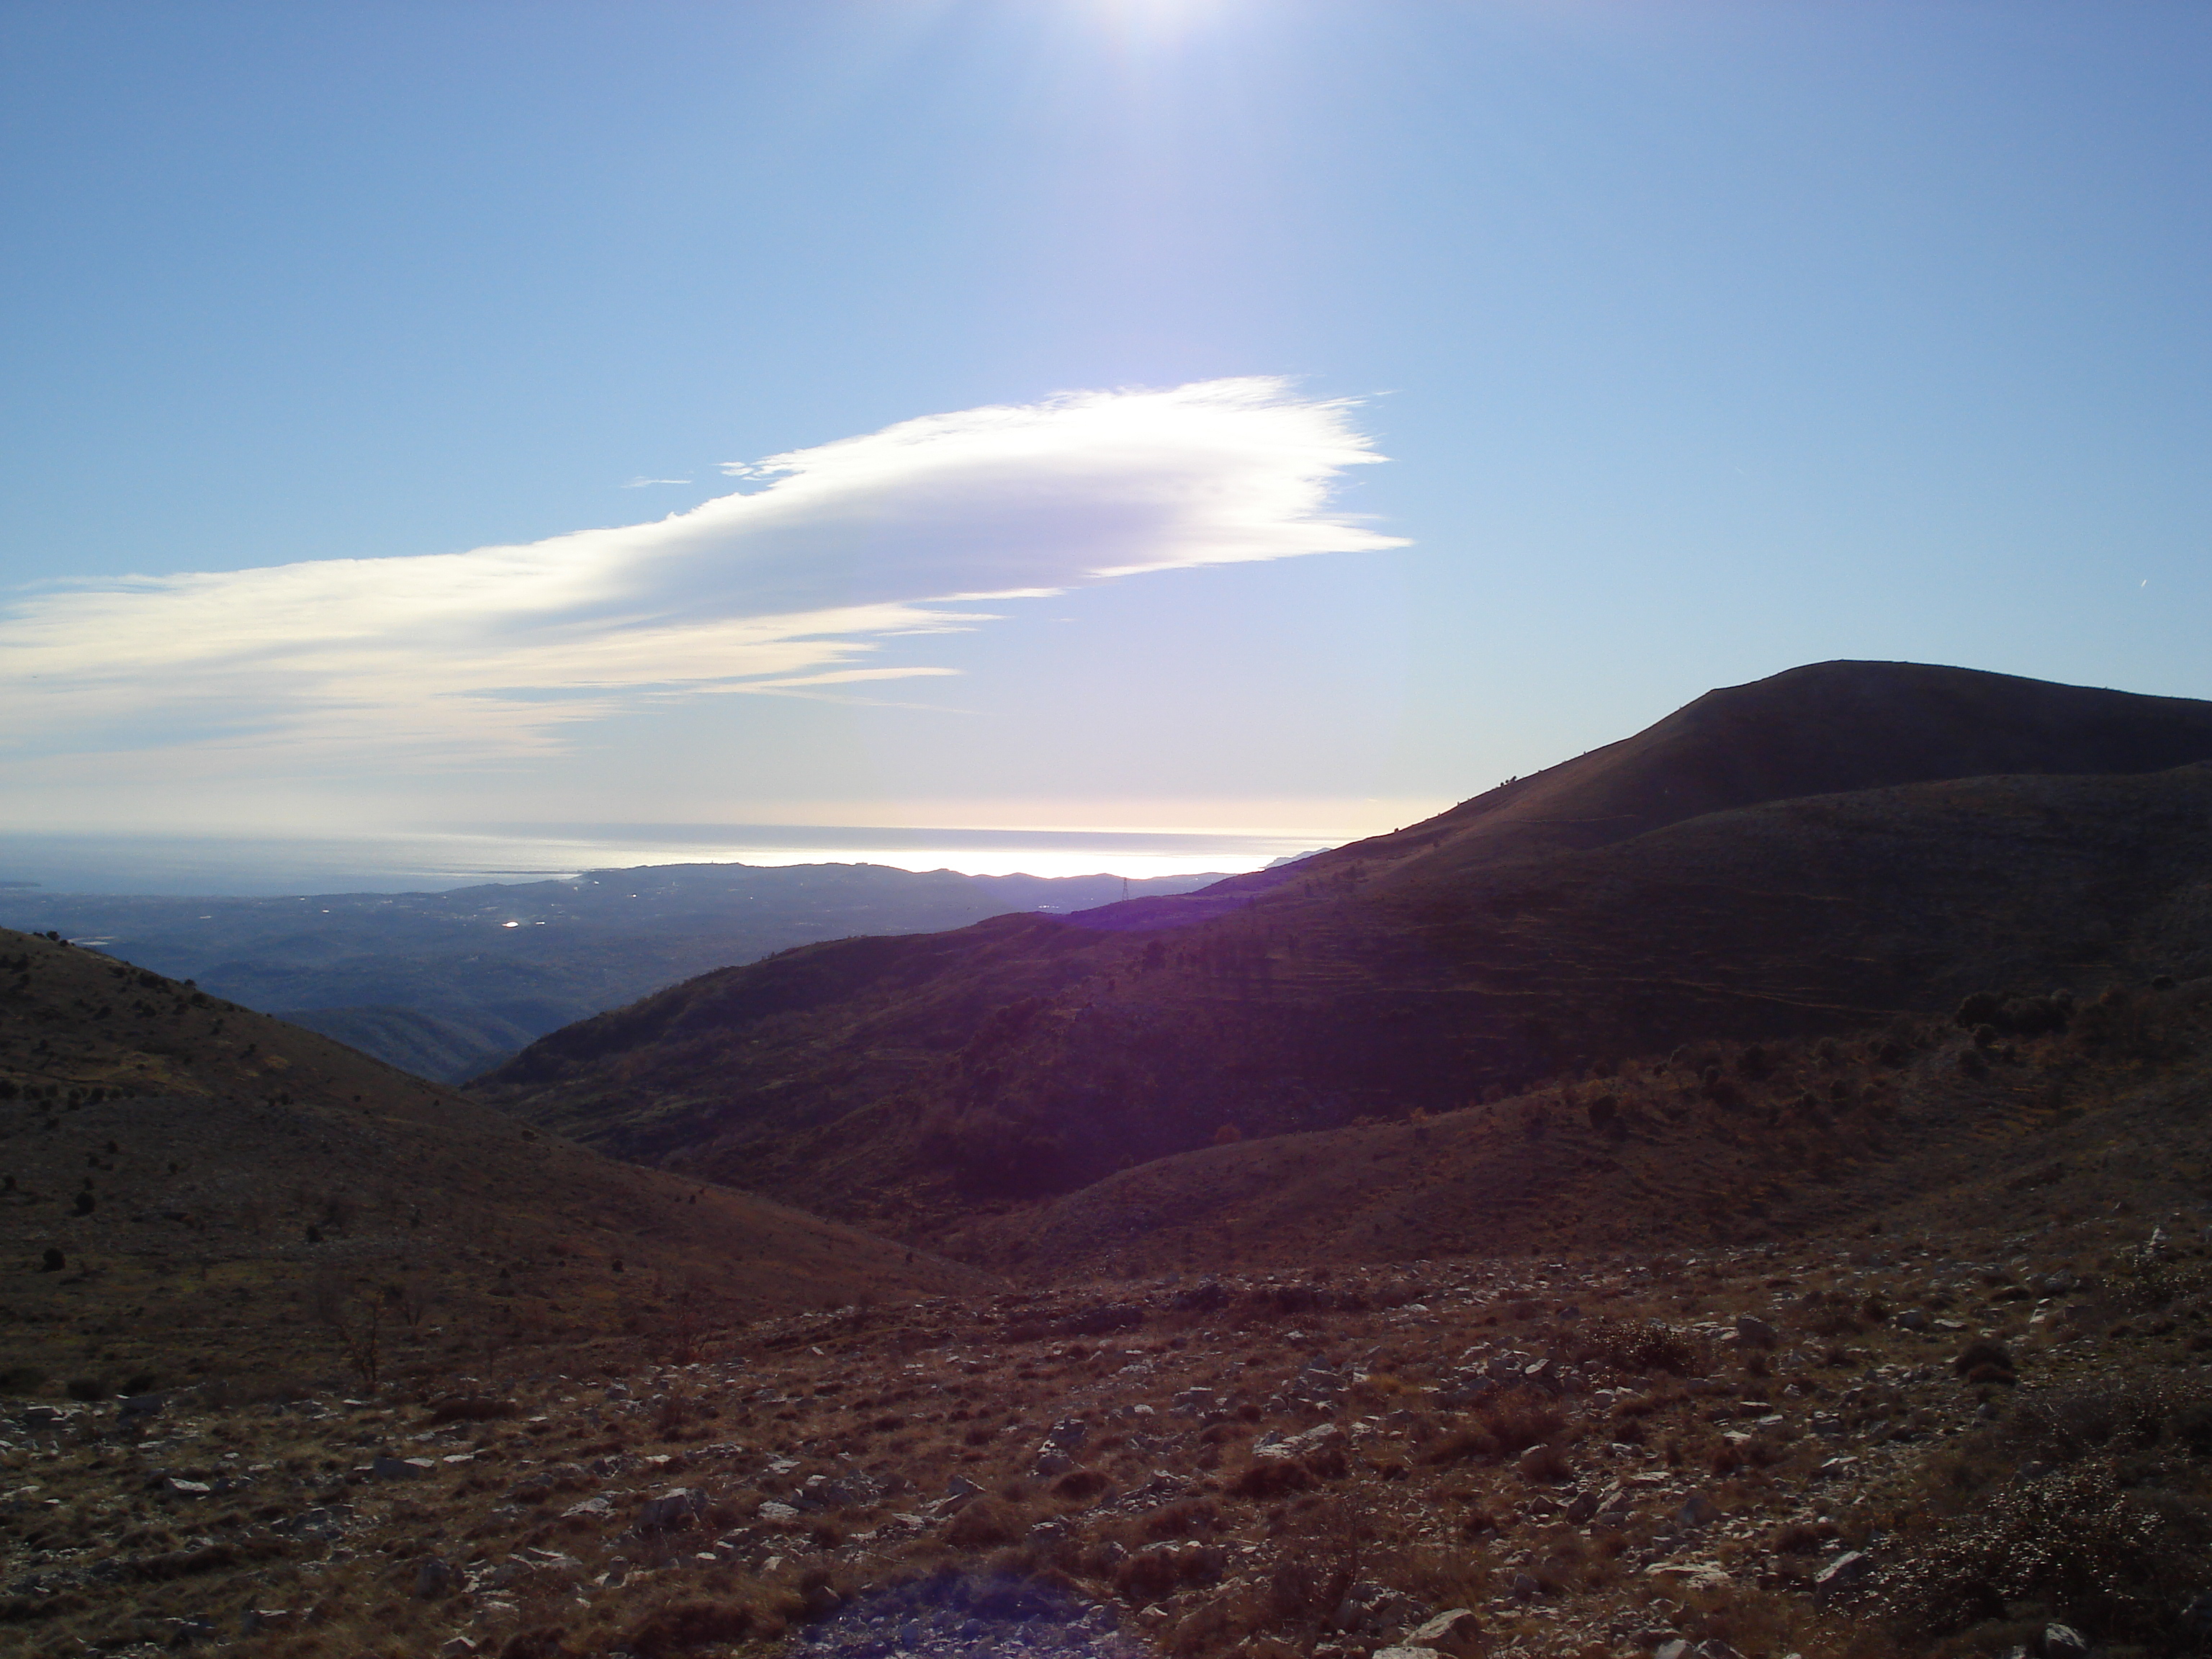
top-left (2002, 1378), bottom-right (2211, 1466)
top-left (945, 1498), bottom-right (1024, 1549)
top-left (1871, 1462), bottom-right (2204, 1645)
top-left (1952, 1339), bottom-right (2015, 1383)
top-left (1580, 1316), bottom-right (1703, 1375)
top-left (620, 1598), bottom-right (777, 1658)
top-left (1050, 1467), bottom-right (1111, 1502)
top-left (1228, 1455), bottom-right (1314, 1498)
top-left (1422, 1386), bottom-right (1565, 1464)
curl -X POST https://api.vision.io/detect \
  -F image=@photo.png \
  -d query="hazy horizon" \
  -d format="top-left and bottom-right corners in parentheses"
top-left (0, 821), bottom-right (1344, 899)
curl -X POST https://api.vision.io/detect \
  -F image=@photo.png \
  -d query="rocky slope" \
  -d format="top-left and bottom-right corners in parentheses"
top-left (4, 1204), bottom-right (2204, 1659)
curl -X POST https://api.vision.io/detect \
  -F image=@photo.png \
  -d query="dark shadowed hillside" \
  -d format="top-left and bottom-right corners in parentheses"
top-left (943, 976), bottom-right (2212, 1277)
top-left (469, 662), bottom-right (2212, 1239)
top-left (0, 925), bottom-right (988, 1393)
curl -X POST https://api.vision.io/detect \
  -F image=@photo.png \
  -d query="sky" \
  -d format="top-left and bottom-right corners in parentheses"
top-left (4, 1), bottom-right (2209, 887)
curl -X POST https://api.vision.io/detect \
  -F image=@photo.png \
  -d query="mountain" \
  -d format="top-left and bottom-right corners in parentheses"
top-left (0, 861), bottom-right (1223, 1082)
top-left (0, 924), bottom-right (988, 1394)
top-left (469, 662), bottom-right (2212, 1240)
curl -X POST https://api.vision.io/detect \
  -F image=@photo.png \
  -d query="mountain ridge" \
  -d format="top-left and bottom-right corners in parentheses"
top-left (469, 661), bottom-right (2212, 1241)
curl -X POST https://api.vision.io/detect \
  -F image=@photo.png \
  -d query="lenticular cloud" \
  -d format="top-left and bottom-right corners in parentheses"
top-left (0, 378), bottom-right (1405, 765)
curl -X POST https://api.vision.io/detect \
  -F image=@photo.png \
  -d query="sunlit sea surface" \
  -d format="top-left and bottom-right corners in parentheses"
top-left (0, 824), bottom-right (1328, 897)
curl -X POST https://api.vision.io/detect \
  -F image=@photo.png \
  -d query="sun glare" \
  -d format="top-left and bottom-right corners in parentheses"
top-left (1091, 0), bottom-right (1239, 50)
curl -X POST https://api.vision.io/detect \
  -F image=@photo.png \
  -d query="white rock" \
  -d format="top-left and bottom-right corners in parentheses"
top-left (1404, 1608), bottom-right (1483, 1654)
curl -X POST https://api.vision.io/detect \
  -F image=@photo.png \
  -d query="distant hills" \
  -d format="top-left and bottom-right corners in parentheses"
top-left (0, 863), bottom-right (1225, 1082)
top-left (467, 661), bottom-right (2212, 1242)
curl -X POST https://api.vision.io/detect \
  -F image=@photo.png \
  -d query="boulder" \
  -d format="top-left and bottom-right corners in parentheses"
top-left (1812, 1550), bottom-right (1870, 1601)
top-left (2040, 1626), bottom-right (2089, 1659)
top-left (2184, 1592), bottom-right (2212, 1640)
top-left (639, 1487), bottom-right (706, 1530)
top-left (1403, 1608), bottom-right (1483, 1655)
top-left (1328, 1580), bottom-right (1424, 1635)
top-left (372, 1453), bottom-right (434, 1480)
top-left (1733, 1314), bottom-right (1780, 1349)
top-left (285, 1506), bottom-right (351, 1540)
top-left (414, 1557), bottom-right (453, 1599)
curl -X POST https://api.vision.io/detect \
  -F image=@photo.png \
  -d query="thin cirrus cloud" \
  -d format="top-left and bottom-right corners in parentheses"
top-left (0, 377), bottom-right (1406, 770)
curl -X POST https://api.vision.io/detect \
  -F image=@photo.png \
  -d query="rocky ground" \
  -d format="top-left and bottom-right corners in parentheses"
top-left (6, 1214), bottom-right (2209, 1659)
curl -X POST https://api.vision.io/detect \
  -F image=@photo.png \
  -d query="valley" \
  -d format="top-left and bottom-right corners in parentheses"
top-left (0, 866), bottom-right (1223, 1085)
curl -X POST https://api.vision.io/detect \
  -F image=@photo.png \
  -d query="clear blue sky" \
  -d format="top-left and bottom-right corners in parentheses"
top-left (4, 1), bottom-right (2208, 870)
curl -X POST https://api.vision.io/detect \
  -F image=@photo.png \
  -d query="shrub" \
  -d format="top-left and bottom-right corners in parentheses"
top-left (1952, 1339), bottom-right (2015, 1383)
top-left (1870, 1462), bottom-right (2203, 1645)
top-left (1228, 1456), bottom-right (1314, 1499)
top-left (945, 1499), bottom-right (1023, 1549)
top-left (1142, 1496), bottom-right (1223, 1539)
top-left (1581, 1316), bottom-right (1703, 1375)
top-left (620, 1598), bottom-right (776, 1658)
top-left (2002, 1378), bottom-right (2211, 1466)
top-left (1422, 1387), bottom-right (1565, 1464)
top-left (1051, 1467), bottom-right (1110, 1502)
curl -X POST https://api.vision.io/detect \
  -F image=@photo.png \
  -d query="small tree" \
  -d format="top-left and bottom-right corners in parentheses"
top-left (310, 1269), bottom-right (385, 1391)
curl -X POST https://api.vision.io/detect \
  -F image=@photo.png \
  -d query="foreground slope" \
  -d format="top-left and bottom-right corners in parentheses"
top-left (0, 925), bottom-right (987, 1393)
top-left (7, 1037), bottom-right (2207, 1659)
top-left (472, 663), bottom-right (2212, 1237)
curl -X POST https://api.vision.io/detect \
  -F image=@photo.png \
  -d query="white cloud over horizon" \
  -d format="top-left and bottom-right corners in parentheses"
top-left (1, 378), bottom-right (1404, 775)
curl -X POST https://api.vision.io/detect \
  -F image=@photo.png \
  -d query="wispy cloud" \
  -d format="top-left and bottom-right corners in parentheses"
top-left (1, 377), bottom-right (1404, 768)
top-left (620, 476), bottom-right (693, 487)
